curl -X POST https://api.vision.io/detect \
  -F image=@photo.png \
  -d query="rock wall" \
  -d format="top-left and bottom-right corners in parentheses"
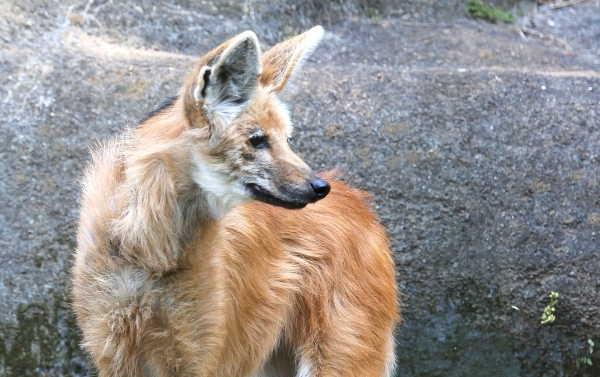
top-left (1, 0), bottom-right (599, 376)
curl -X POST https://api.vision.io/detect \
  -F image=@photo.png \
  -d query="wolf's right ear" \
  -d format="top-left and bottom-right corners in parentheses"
top-left (189, 31), bottom-right (262, 127)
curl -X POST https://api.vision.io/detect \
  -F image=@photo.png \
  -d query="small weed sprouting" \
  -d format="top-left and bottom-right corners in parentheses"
top-left (368, 10), bottom-right (382, 21)
top-left (541, 291), bottom-right (559, 325)
top-left (466, 0), bottom-right (515, 23)
top-left (577, 339), bottom-right (595, 367)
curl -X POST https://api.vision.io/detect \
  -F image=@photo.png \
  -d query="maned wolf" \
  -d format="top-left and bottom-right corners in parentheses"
top-left (73, 26), bottom-right (399, 377)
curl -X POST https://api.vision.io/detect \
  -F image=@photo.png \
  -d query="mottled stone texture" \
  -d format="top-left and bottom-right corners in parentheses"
top-left (1, 0), bottom-right (599, 376)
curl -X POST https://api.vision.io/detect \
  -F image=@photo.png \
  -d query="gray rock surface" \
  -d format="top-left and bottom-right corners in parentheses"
top-left (1, 0), bottom-right (599, 376)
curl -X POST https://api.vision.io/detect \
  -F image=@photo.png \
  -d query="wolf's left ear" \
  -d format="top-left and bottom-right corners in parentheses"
top-left (193, 30), bottom-right (262, 125)
top-left (260, 26), bottom-right (324, 94)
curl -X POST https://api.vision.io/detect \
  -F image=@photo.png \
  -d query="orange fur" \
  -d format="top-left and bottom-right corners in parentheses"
top-left (73, 27), bottom-right (399, 377)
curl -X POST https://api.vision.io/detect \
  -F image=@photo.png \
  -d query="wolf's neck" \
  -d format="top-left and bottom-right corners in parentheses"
top-left (190, 149), bottom-right (253, 220)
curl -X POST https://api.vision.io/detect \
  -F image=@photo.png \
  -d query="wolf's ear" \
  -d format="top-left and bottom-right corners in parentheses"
top-left (260, 26), bottom-right (324, 94)
top-left (192, 30), bottom-right (262, 125)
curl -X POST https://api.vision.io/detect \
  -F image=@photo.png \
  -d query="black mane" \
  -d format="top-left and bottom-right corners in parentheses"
top-left (136, 95), bottom-right (178, 126)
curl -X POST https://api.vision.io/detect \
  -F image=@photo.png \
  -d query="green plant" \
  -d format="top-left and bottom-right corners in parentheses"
top-left (465, 0), bottom-right (515, 23)
top-left (577, 339), bottom-right (595, 367)
top-left (368, 9), bottom-right (382, 21)
top-left (541, 291), bottom-right (559, 325)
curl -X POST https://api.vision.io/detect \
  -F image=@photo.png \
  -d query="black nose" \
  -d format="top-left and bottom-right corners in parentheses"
top-left (309, 178), bottom-right (331, 200)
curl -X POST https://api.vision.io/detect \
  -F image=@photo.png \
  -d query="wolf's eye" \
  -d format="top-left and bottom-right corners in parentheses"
top-left (249, 130), bottom-right (268, 149)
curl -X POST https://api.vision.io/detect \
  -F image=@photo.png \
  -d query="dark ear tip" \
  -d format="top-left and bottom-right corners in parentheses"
top-left (200, 68), bottom-right (212, 98)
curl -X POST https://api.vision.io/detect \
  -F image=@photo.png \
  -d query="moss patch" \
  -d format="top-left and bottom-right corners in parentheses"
top-left (2, 304), bottom-right (57, 376)
top-left (466, 0), bottom-right (515, 23)
top-left (0, 298), bottom-right (88, 377)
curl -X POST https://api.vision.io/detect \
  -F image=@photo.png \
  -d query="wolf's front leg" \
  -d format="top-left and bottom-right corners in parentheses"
top-left (292, 290), bottom-right (397, 377)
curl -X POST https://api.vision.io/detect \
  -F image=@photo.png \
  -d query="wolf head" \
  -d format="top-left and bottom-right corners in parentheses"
top-left (181, 26), bottom-right (330, 217)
